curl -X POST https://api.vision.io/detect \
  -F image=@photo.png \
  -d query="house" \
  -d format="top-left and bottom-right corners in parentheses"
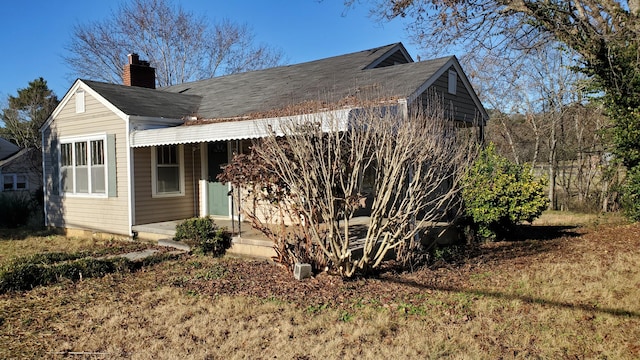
top-left (0, 137), bottom-right (41, 194)
top-left (41, 43), bottom-right (488, 239)
top-left (0, 137), bottom-right (19, 161)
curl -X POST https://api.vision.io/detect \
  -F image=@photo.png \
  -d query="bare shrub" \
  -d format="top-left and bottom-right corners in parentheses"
top-left (221, 101), bottom-right (477, 277)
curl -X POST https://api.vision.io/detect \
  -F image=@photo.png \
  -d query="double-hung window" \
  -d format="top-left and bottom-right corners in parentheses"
top-left (60, 135), bottom-right (107, 196)
top-left (2, 174), bottom-right (27, 191)
top-left (152, 144), bottom-right (184, 197)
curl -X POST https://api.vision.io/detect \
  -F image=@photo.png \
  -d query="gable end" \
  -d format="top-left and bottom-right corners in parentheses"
top-left (408, 57), bottom-right (488, 123)
top-left (365, 43), bottom-right (414, 69)
top-left (41, 80), bottom-right (128, 132)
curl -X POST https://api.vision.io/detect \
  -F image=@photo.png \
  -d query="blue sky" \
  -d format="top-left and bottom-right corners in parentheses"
top-left (0, 0), bottom-right (421, 101)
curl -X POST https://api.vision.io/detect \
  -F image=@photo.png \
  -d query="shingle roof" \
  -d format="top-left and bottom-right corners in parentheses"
top-left (85, 42), bottom-right (455, 121)
top-left (0, 137), bottom-right (20, 161)
top-left (82, 80), bottom-right (201, 119)
top-left (162, 43), bottom-right (452, 120)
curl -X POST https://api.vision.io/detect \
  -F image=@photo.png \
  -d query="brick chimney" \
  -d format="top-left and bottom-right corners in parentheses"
top-left (123, 53), bottom-right (156, 89)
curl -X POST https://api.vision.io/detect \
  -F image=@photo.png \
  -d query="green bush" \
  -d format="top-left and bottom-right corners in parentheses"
top-left (462, 143), bottom-right (549, 240)
top-left (0, 192), bottom-right (33, 228)
top-left (174, 217), bottom-right (231, 256)
top-left (622, 165), bottom-right (640, 221)
top-left (430, 244), bottom-right (465, 264)
top-left (0, 253), bottom-right (131, 293)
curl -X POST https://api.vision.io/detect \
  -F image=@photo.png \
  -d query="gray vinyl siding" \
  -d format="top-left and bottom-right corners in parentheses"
top-left (43, 91), bottom-right (130, 235)
top-left (132, 145), bottom-right (200, 225)
top-left (0, 150), bottom-right (41, 193)
top-left (422, 66), bottom-right (483, 124)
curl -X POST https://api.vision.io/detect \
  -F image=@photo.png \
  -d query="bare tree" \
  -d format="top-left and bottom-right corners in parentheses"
top-left (65, 0), bottom-right (284, 87)
top-left (351, 0), bottom-right (640, 217)
top-left (478, 44), bottom-right (618, 211)
top-left (222, 100), bottom-right (477, 277)
top-left (352, 0), bottom-right (639, 66)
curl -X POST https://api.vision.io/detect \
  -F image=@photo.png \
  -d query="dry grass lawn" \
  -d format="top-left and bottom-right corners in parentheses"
top-left (1, 212), bottom-right (639, 359)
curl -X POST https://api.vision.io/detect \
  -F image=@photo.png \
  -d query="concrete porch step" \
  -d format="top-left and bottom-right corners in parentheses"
top-left (227, 236), bottom-right (276, 259)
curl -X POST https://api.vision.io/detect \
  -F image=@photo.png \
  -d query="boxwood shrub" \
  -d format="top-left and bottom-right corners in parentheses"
top-left (174, 217), bottom-right (232, 256)
top-left (0, 253), bottom-right (130, 293)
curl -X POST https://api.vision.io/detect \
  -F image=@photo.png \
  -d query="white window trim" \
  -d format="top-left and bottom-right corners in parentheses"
top-left (2, 173), bottom-right (28, 191)
top-left (59, 134), bottom-right (108, 198)
top-left (448, 70), bottom-right (457, 95)
top-left (151, 144), bottom-right (185, 198)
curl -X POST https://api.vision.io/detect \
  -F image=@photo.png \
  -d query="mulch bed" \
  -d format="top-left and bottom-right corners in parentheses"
top-left (175, 223), bottom-right (640, 308)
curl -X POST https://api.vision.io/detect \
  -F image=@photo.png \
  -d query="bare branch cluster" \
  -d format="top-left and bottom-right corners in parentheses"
top-left (476, 43), bottom-right (621, 211)
top-left (353, 0), bottom-right (640, 116)
top-left (355, 0), bottom-right (636, 60)
top-left (64, 0), bottom-right (284, 87)
top-left (222, 100), bottom-right (478, 277)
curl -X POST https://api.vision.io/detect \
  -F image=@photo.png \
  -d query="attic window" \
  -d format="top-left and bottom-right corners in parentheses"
top-left (75, 90), bottom-right (85, 113)
top-left (448, 70), bottom-right (457, 95)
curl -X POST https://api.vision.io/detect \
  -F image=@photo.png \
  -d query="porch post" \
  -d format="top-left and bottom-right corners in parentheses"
top-left (199, 143), bottom-right (208, 217)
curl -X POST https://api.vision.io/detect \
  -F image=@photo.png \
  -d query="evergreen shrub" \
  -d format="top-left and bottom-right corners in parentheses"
top-left (0, 192), bottom-right (33, 228)
top-left (174, 217), bottom-right (231, 256)
top-left (462, 143), bottom-right (549, 240)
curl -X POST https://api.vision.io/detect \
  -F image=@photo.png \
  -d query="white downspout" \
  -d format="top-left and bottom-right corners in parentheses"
top-left (126, 115), bottom-right (135, 237)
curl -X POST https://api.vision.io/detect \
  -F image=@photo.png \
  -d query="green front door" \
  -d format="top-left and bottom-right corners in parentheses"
top-left (207, 142), bottom-right (229, 216)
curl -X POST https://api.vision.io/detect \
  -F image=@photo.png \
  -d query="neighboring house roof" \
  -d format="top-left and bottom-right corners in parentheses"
top-left (0, 147), bottom-right (32, 167)
top-left (0, 137), bottom-right (20, 161)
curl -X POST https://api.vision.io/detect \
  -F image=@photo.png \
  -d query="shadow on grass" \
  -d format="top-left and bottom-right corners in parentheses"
top-left (453, 224), bottom-right (583, 265)
top-left (382, 276), bottom-right (640, 319)
top-left (380, 224), bottom-right (639, 318)
top-left (507, 224), bottom-right (582, 241)
top-left (0, 227), bottom-right (58, 241)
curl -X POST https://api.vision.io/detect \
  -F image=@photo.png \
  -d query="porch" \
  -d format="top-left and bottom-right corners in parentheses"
top-left (132, 216), bottom-right (460, 261)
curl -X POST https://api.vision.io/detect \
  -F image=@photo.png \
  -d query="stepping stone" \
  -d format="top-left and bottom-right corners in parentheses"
top-left (120, 249), bottom-right (159, 261)
top-left (158, 238), bottom-right (191, 251)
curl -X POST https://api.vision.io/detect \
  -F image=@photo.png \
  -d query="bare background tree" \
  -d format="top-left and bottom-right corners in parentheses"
top-left (477, 46), bottom-right (620, 212)
top-left (348, 0), bottom-right (640, 217)
top-left (222, 101), bottom-right (476, 277)
top-left (350, 0), bottom-right (639, 67)
top-left (65, 0), bottom-right (284, 87)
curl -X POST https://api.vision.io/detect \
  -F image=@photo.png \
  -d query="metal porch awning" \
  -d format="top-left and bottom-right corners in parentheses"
top-left (129, 108), bottom-right (353, 147)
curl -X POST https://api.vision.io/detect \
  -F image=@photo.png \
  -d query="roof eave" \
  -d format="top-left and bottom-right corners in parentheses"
top-left (129, 115), bottom-right (185, 131)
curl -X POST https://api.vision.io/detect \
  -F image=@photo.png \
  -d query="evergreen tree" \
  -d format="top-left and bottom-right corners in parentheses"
top-left (0, 77), bottom-right (59, 150)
